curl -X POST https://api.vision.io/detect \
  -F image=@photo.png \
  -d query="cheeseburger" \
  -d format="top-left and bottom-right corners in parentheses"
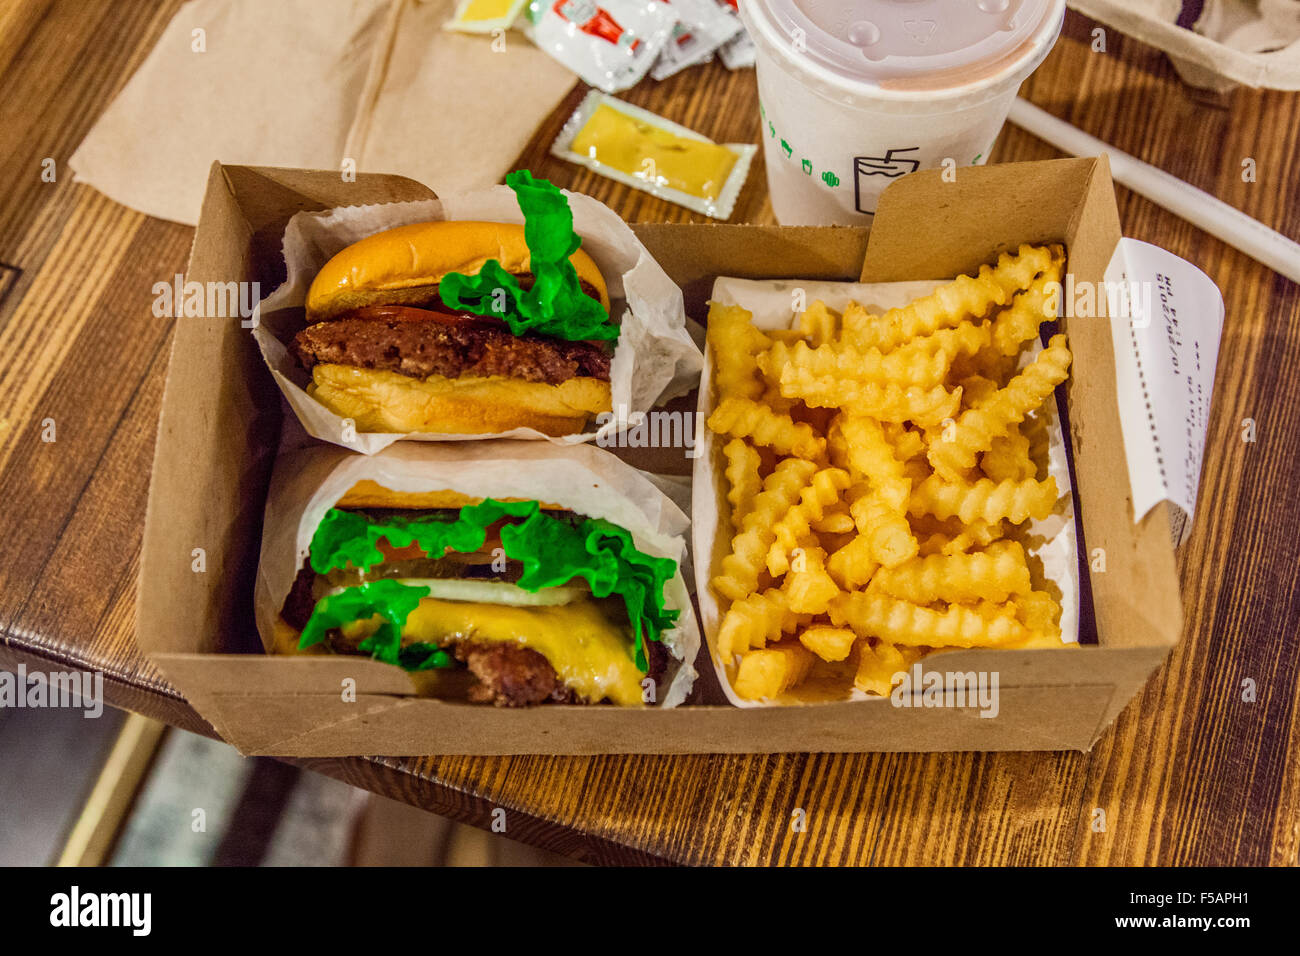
top-left (274, 481), bottom-right (683, 707)
top-left (292, 171), bottom-right (616, 437)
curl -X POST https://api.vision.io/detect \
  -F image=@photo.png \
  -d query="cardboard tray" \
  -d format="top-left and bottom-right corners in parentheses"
top-left (135, 158), bottom-right (1182, 755)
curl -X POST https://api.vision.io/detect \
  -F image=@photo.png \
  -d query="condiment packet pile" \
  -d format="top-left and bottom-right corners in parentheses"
top-left (449, 0), bottom-right (756, 90)
top-left (651, 0), bottom-right (743, 80)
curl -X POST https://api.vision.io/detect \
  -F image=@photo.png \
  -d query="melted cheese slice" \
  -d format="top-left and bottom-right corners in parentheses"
top-left (402, 598), bottom-right (646, 707)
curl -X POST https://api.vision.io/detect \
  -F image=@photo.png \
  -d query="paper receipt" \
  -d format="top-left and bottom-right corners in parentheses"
top-left (1104, 238), bottom-right (1224, 543)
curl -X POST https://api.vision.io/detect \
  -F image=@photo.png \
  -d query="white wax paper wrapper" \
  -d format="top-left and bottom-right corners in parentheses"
top-left (255, 184), bottom-right (703, 454)
top-left (692, 277), bottom-right (1080, 708)
top-left (255, 440), bottom-right (700, 707)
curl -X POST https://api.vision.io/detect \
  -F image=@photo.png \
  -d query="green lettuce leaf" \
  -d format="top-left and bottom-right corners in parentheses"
top-left (298, 579), bottom-right (452, 671)
top-left (301, 500), bottom-right (678, 673)
top-left (436, 170), bottom-right (618, 342)
top-left (309, 499), bottom-right (537, 576)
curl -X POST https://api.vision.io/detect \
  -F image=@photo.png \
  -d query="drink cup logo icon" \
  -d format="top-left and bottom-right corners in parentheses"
top-left (903, 19), bottom-right (938, 44)
top-left (854, 147), bottom-right (920, 213)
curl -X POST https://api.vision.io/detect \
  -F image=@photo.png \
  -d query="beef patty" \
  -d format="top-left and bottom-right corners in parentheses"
top-left (293, 300), bottom-right (613, 386)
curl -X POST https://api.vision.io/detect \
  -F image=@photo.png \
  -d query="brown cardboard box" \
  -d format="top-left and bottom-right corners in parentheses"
top-left (136, 157), bottom-right (1182, 755)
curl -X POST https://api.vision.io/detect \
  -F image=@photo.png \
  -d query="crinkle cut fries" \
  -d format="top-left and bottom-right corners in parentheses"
top-left (705, 244), bottom-right (1077, 702)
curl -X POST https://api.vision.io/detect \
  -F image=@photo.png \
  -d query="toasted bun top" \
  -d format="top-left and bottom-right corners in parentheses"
top-left (335, 480), bottom-right (569, 513)
top-left (305, 220), bottom-right (610, 322)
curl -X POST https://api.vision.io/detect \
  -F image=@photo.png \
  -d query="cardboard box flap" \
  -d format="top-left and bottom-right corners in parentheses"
top-left (860, 157), bottom-right (1181, 652)
top-left (861, 156), bottom-right (1105, 282)
top-left (189, 683), bottom-right (1119, 756)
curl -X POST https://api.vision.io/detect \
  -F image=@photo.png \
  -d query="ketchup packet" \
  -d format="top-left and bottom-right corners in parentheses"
top-left (525, 0), bottom-right (677, 92)
top-left (649, 0), bottom-right (741, 81)
top-left (718, 27), bottom-right (755, 69)
top-left (713, 0), bottom-right (754, 69)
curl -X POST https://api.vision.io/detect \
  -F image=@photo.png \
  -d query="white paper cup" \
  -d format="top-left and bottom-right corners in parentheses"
top-left (742, 0), bottom-right (1066, 225)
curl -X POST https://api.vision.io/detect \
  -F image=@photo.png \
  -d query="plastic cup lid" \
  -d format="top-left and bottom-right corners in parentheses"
top-left (747, 0), bottom-right (1061, 85)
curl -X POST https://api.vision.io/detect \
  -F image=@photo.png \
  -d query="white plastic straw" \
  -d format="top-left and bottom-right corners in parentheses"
top-left (1008, 97), bottom-right (1300, 285)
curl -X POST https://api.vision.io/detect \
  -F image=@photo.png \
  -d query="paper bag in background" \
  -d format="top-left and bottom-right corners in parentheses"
top-left (256, 183), bottom-right (703, 453)
top-left (69, 0), bottom-right (577, 225)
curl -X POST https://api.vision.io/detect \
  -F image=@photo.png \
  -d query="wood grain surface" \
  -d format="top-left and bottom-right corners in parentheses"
top-left (1, 2), bottom-right (1297, 866)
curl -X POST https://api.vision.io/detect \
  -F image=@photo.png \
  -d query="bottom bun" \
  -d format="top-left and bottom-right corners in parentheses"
top-left (307, 365), bottom-right (612, 436)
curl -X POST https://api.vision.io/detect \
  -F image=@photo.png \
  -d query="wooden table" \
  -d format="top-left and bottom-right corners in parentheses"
top-left (2, 2), bottom-right (1297, 866)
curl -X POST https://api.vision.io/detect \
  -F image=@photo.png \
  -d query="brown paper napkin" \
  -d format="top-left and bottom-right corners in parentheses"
top-left (69, 0), bottom-right (576, 225)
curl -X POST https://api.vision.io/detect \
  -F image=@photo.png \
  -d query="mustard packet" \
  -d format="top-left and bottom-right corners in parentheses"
top-left (550, 90), bottom-right (755, 220)
top-left (445, 0), bottom-right (528, 33)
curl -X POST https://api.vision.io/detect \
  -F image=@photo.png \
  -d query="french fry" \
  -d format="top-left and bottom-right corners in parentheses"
top-left (843, 245), bottom-right (1051, 352)
top-left (732, 644), bottom-right (816, 700)
top-left (990, 265), bottom-right (1064, 357)
top-left (712, 458), bottom-right (819, 601)
top-left (869, 540), bottom-right (1032, 604)
top-left (849, 490), bottom-right (918, 568)
top-left (927, 334), bottom-right (1071, 479)
top-left (956, 374), bottom-right (1000, 409)
top-left (716, 589), bottom-right (808, 658)
top-left (798, 625), bottom-right (858, 663)
top-left (707, 302), bottom-right (768, 401)
top-left (882, 422), bottom-right (927, 463)
top-left (780, 369), bottom-right (961, 426)
top-left (810, 503), bottom-right (855, 534)
top-left (759, 381), bottom-right (797, 415)
top-left (836, 414), bottom-right (911, 508)
top-left (707, 397), bottom-right (827, 461)
top-left (1013, 590), bottom-right (1064, 642)
top-left (940, 520), bottom-right (1005, 555)
top-left (981, 428), bottom-right (1035, 482)
top-left (759, 338), bottom-right (950, 390)
top-left (766, 467), bottom-right (852, 575)
top-left (830, 591), bottom-right (1030, 648)
top-left (841, 301), bottom-right (879, 339)
top-left (855, 641), bottom-right (926, 696)
top-left (722, 438), bottom-right (763, 528)
top-left (985, 243), bottom-right (1058, 300)
top-left (782, 543), bottom-right (841, 614)
top-left (908, 474), bottom-right (1058, 525)
top-left (826, 534), bottom-right (879, 590)
top-left (798, 300), bottom-right (840, 346)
